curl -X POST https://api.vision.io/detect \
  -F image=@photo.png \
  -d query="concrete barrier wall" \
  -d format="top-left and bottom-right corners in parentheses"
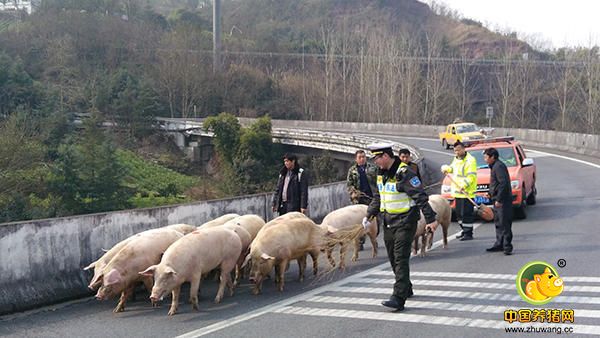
top-left (0, 182), bottom-right (348, 315)
top-left (239, 118), bottom-right (600, 157)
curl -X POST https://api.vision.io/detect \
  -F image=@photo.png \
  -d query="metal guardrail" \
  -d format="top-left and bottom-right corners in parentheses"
top-left (157, 118), bottom-right (422, 162)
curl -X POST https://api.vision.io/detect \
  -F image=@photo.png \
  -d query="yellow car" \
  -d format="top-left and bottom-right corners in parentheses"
top-left (439, 122), bottom-right (486, 149)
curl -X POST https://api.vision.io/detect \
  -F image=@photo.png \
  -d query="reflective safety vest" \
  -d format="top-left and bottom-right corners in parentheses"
top-left (448, 152), bottom-right (477, 198)
top-left (377, 163), bottom-right (416, 214)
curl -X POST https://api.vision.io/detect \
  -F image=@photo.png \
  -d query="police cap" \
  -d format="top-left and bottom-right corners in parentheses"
top-left (367, 142), bottom-right (394, 157)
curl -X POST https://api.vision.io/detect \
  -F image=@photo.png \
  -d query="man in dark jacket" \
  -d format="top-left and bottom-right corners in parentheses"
top-left (484, 147), bottom-right (513, 255)
top-left (399, 148), bottom-right (421, 181)
top-left (272, 153), bottom-right (309, 215)
top-left (364, 143), bottom-right (438, 311)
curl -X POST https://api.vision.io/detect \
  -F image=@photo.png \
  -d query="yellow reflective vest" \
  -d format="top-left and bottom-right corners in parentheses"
top-left (447, 152), bottom-right (477, 198)
top-left (377, 162), bottom-right (416, 214)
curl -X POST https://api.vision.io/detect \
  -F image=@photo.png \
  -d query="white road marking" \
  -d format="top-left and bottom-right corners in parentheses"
top-left (305, 295), bottom-right (600, 319)
top-left (273, 306), bottom-right (600, 335)
top-left (356, 277), bottom-right (600, 293)
top-left (526, 149), bottom-right (600, 169)
top-left (174, 226), bottom-right (481, 337)
top-left (333, 286), bottom-right (600, 305)
top-left (370, 270), bottom-right (600, 284)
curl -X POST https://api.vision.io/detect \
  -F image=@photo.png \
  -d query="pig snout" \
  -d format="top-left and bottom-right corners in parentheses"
top-left (554, 278), bottom-right (564, 287)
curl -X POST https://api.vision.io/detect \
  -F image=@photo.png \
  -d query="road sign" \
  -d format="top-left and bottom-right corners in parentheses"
top-left (486, 106), bottom-right (494, 119)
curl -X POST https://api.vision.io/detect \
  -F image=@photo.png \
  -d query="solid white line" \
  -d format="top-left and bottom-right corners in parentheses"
top-left (305, 295), bottom-right (600, 318)
top-left (368, 271), bottom-right (600, 284)
top-left (333, 286), bottom-right (600, 305)
top-left (356, 278), bottom-right (600, 293)
top-left (419, 147), bottom-right (455, 156)
top-left (174, 225), bottom-right (482, 337)
top-left (526, 149), bottom-right (600, 169)
top-left (273, 306), bottom-right (600, 335)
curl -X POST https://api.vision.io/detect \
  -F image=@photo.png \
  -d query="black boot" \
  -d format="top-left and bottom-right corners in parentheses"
top-left (381, 295), bottom-right (405, 311)
top-left (460, 231), bottom-right (473, 241)
top-left (455, 232), bottom-right (464, 239)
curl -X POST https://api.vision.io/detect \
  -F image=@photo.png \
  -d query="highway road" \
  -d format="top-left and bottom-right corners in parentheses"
top-left (2, 135), bottom-right (600, 337)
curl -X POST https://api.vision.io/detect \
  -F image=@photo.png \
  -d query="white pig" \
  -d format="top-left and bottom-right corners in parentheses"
top-left (84, 227), bottom-right (184, 290)
top-left (94, 228), bottom-right (183, 312)
top-left (139, 227), bottom-right (242, 316)
top-left (197, 213), bottom-right (240, 229)
top-left (321, 204), bottom-right (378, 269)
top-left (413, 194), bottom-right (451, 257)
top-left (244, 217), bottom-right (325, 295)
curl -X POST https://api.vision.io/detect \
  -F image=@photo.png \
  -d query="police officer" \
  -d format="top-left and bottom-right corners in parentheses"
top-left (483, 147), bottom-right (513, 255)
top-left (441, 141), bottom-right (477, 241)
top-left (363, 143), bottom-right (438, 311)
top-left (347, 150), bottom-right (377, 205)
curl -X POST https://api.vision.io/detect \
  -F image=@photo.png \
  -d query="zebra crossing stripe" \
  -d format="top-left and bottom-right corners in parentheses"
top-left (273, 306), bottom-right (600, 335)
top-left (357, 278), bottom-right (600, 293)
top-left (367, 271), bottom-right (600, 283)
top-left (305, 296), bottom-right (600, 319)
top-left (334, 286), bottom-right (600, 305)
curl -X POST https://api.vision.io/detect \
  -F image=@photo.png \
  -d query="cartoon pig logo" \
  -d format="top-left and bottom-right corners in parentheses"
top-left (517, 262), bottom-right (564, 305)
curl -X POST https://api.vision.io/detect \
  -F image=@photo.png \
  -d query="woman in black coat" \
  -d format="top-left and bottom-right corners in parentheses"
top-left (272, 154), bottom-right (309, 215)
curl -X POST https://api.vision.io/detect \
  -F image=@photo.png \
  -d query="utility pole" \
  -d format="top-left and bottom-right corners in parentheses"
top-left (213, 0), bottom-right (222, 73)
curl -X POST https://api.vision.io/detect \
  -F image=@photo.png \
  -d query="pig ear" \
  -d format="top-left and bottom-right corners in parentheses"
top-left (105, 268), bottom-right (122, 286)
top-left (534, 274), bottom-right (541, 283)
top-left (544, 267), bottom-right (551, 274)
top-left (241, 253), bottom-right (251, 268)
top-left (260, 253), bottom-right (275, 260)
top-left (139, 265), bottom-right (157, 277)
top-left (83, 261), bottom-right (96, 271)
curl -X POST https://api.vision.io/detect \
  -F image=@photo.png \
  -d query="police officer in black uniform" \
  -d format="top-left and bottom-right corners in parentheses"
top-left (362, 143), bottom-right (438, 311)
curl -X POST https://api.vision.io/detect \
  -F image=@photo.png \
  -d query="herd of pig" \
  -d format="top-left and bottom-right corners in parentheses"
top-left (83, 195), bottom-right (451, 316)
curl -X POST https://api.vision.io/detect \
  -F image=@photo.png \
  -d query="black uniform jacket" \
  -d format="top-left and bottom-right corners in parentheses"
top-left (272, 165), bottom-right (309, 213)
top-left (489, 159), bottom-right (512, 204)
top-left (367, 157), bottom-right (436, 228)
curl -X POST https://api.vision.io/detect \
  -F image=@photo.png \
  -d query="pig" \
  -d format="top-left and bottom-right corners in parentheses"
top-left (244, 217), bottom-right (325, 295)
top-left (412, 194), bottom-right (451, 257)
top-left (197, 213), bottom-right (240, 229)
top-left (221, 223), bottom-right (252, 286)
top-left (139, 227), bottom-right (242, 316)
top-left (525, 267), bottom-right (564, 301)
top-left (225, 214), bottom-right (266, 240)
top-left (84, 227), bottom-right (184, 291)
top-left (164, 223), bottom-right (197, 235)
top-left (94, 229), bottom-right (183, 313)
top-left (320, 204), bottom-right (378, 269)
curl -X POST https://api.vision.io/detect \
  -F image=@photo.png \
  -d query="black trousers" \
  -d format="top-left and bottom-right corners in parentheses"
top-left (494, 203), bottom-right (513, 252)
top-left (383, 221), bottom-right (417, 300)
top-left (455, 197), bottom-right (474, 229)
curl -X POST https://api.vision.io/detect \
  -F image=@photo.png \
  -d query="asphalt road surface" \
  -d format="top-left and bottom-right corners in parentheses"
top-left (2, 134), bottom-right (600, 338)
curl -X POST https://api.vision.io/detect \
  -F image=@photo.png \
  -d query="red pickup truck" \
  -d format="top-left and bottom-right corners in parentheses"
top-left (440, 136), bottom-right (537, 219)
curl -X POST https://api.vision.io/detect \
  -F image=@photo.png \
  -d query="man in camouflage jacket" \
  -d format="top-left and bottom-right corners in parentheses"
top-left (347, 150), bottom-right (378, 205)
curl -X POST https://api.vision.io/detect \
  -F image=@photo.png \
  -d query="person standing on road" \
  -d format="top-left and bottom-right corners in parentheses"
top-left (347, 150), bottom-right (378, 250)
top-left (484, 147), bottom-right (514, 255)
top-left (347, 150), bottom-right (377, 205)
top-left (399, 148), bottom-right (421, 181)
top-left (363, 143), bottom-right (438, 311)
top-left (272, 153), bottom-right (309, 216)
top-left (441, 141), bottom-right (477, 241)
